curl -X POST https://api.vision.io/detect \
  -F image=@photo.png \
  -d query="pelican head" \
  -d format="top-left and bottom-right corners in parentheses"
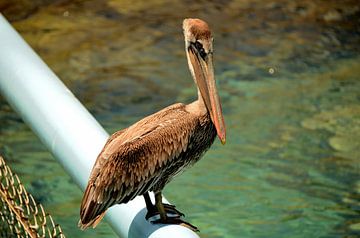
top-left (183, 18), bottom-right (226, 145)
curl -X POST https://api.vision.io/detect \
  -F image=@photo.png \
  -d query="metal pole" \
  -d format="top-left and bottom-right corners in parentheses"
top-left (0, 14), bottom-right (199, 238)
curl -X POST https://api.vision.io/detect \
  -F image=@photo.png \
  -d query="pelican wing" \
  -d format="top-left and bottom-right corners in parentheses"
top-left (79, 103), bottom-right (197, 228)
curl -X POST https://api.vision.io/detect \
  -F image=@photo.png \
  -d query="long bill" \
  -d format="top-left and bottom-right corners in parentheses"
top-left (188, 46), bottom-right (226, 144)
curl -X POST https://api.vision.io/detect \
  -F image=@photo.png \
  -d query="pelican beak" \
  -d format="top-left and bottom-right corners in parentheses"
top-left (188, 45), bottom-right (226, 144)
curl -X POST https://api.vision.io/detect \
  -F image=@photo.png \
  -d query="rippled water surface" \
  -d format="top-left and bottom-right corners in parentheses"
top-left (0, 0), bottom-right (359, 237)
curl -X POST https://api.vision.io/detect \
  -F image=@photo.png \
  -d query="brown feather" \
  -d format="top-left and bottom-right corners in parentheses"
top-left (79, 101), bottom-right (215, 228)
top-left (187, 19), bottom-right (211, 40)
top-left (183, 18), bottom-right (212, 41)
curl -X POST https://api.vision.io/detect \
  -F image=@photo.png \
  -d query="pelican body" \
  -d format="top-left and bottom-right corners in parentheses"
top-left (79, 18), bottom-right (226, 231)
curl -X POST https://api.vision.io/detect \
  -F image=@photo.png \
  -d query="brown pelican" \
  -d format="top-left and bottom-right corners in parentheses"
top-left (79, 18), bottom-right (226, 231)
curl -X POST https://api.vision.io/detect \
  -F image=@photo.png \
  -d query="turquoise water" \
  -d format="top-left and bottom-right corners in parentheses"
top-left (0, 1), bottom-right (359, 237)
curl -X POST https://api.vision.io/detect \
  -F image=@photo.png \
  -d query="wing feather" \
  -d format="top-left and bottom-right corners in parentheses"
top-left (79, 103), bottom-right (198, 228)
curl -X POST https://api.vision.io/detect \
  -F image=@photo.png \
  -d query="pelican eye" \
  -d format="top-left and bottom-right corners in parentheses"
top-left (193, 41), bottom-right (207, 60)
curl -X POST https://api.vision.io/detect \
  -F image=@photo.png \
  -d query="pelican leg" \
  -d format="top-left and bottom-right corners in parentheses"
top-left (155, 191), bottom-right (167, 221)
top-left (151, 191), bottom-right (199, 232)
top-left (144, 192), bottom-right (158, 220)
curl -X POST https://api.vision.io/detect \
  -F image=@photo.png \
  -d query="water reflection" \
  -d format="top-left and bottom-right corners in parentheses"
top-left (0, 0), bottom-right (359, 237)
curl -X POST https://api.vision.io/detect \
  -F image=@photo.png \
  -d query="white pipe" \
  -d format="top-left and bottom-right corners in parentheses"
top-left (0, 14), bottom-right (199, 238)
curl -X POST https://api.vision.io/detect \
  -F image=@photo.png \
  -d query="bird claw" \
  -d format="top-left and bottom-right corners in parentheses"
top-left (151, 216), bottom-right (199, 232)
top-left (163, 203), bottom-right (185, 217)
top-left (145, 203), bottom-right (184, 220)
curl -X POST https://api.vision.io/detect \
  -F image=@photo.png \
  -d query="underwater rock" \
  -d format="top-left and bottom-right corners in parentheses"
top-left (302, 105), bottom-right (360, 160)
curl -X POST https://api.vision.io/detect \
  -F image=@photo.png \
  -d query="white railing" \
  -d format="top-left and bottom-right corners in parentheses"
top-left (0, 14), bottom-right (199, 238)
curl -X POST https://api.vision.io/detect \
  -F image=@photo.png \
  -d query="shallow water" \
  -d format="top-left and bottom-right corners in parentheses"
top-left (0, 0), bottom-right (359, 237)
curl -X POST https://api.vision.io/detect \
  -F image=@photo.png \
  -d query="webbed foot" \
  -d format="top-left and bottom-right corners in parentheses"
top-left (145, 203), bottom-right (184, 220)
